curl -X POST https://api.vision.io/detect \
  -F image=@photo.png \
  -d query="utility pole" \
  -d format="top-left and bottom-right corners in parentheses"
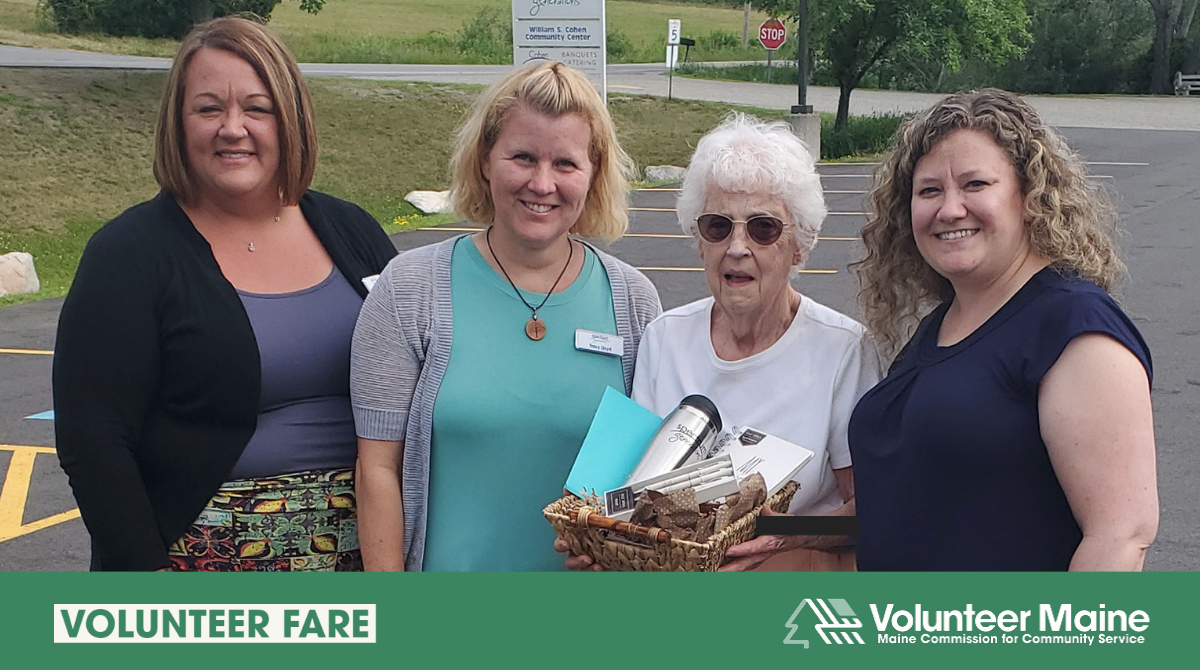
top-left (742, 2), bottom-right (750, 48)
top-left (791, 0), bottom-right (811, 114)
top-left (786, 0), bottom-right (819, 158)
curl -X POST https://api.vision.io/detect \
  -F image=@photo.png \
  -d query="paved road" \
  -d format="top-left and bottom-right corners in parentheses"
top-left (1, 125), bottom-right (1198, 570)
top-left (3, 44), bottom-right (1200, 131)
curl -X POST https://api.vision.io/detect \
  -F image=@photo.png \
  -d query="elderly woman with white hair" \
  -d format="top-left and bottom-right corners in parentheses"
top-left (562, 113), bottom-right (882, 571)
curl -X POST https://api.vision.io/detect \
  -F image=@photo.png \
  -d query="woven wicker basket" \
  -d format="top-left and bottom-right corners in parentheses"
top-left (544, 481), bottom-right (798, 572)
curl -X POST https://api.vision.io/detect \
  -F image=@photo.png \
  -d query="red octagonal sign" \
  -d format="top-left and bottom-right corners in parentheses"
top-left (758, 18), bottom-right (787, 50)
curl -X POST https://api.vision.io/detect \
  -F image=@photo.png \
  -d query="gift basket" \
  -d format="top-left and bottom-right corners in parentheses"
top-left (544, 480), bottom-right (799, 572)
top-left (548, 391), bottom-right (810, 571)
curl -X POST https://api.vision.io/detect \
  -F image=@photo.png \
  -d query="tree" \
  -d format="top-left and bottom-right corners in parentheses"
top-left (1148, 0), bottom-right (1198, 92)
top-left (44, 0), bottom-right (330, 39)
top-left (983, 0), bottom-right (1153, 94)
top-left (747, 0), bottom-right (1030, 129)
top-left (186, 0), bottom-right (331, 24)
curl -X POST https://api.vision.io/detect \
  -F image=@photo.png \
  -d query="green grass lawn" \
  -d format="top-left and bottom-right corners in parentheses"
top-left (0, 0), bottom-right (769, 63)
top-left (0, 67), bottom-right (804, 308)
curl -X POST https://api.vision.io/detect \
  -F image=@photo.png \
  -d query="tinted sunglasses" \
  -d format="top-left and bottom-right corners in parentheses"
top-left (695, 213), bottom-right (786, 245)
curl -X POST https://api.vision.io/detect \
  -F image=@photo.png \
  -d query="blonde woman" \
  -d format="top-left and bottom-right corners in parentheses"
top-left (849, 89), bottom-right (1157, 571)
top-left (351, 62), bottom-right (661, 571)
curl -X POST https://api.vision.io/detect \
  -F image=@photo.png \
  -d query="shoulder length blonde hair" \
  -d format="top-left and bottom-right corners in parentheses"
top-left (154, 16), bottom-right (317, 206)
top-left (854, 88), bottom-right (1126, 356)
top-left (448, 61), bottom-right (635, 243)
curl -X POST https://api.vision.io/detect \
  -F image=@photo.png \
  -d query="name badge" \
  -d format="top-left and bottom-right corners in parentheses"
top-left (575, 329), bottom-right (624, 357)
top-left (362, 274), bottom-right (380, 292)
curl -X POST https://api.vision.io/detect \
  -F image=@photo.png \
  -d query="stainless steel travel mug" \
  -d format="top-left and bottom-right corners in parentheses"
top-left (625, 394), bottom-right (722, 485)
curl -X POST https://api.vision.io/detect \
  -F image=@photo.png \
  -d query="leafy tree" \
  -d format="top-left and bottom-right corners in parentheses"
top-left (922, 0), bottom-right (1154, 94)
top-left (1146, 0), bottom-right (1197, 92)
top-left (184, 1), bottom-right (332, 24)
top-left (42, 0), bottom-right (330, 39)
top-left (746, 0), bottom-right (1030, 129)
top-left (1148, 0), bottom-right (1200, 83)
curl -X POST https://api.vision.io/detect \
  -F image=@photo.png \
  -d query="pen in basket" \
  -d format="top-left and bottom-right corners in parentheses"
top-left (648, 461), bottom-right (735, 496)
top-left (575, 506), bottom-right (672, 542)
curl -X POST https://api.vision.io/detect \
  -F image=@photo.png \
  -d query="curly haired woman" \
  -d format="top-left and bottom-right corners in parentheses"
top-left (848, 89), bottom-right (1158, 571)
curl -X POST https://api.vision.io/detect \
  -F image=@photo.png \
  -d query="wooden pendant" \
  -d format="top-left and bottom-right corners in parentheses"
top-left (525, 317), bottom-right (546, 341)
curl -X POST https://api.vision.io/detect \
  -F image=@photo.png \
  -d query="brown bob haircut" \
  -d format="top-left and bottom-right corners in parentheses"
top-left (449, 61), bottom-right (635, 242)
top-left (153, 16), bottom-right (317, 206)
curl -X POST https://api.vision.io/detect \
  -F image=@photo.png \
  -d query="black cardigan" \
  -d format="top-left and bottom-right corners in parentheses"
top-left (52, 191), bottom-right (397, 571)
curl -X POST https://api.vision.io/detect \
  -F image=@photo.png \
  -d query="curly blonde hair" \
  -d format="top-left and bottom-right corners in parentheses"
top-left (853, 88), bottom-right (1125, 356)
top-left (448, 61), bottom-right (635, 243)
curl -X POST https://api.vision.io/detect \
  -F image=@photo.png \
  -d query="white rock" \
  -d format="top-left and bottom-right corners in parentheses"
top-left (0, 252), bottom-right (39, 297)
top-left (644, 165), bottom-right (686, 183)
top-left (404, 190), bottom-right (451, 215)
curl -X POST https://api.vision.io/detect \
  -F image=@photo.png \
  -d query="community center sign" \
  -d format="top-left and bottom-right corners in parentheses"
top-left (512, 0), bottom-right (607, 98)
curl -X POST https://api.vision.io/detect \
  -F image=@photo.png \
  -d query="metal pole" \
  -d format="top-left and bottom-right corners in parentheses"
top-left (767, 48), bottom-right (772, 84)
top-left (668, 47), bottom-right (674, 100)
top-left (792, 0), bottom-right (812, 114)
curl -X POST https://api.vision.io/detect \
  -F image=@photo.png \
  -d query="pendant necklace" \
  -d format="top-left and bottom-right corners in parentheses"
top-left (486, 227), bottom-right (573, 341)
top-left (247, 210), bottom-right (283, 253)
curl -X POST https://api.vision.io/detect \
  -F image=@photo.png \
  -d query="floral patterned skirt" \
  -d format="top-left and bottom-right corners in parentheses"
top-left (167, 468), bottom-right (362, 572)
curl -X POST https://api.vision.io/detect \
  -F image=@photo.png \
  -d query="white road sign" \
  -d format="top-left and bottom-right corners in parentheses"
top-left (512, 0), bottom-right (607, 99)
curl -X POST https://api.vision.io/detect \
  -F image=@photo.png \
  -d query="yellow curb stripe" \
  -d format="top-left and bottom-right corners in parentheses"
top-left (637, 267), bottom-right (838, 274)
top-left (0, 348), bottom-right (54, 356)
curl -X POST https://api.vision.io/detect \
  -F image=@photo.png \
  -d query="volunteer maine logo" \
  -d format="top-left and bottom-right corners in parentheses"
top-left (784, 598), bottom-right (865, 647)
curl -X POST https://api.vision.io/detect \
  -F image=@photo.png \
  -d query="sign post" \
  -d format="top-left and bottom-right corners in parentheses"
top-left (792, 0), bottom-right (813, 114)
top-left (667, 18), bottom-right (681, 100)
top-left (785, 0), bottom-right (818, 161)
top-left (512, 0), bottom-right (607, 100)
top-left (758, 18), bottom-right (786, 85)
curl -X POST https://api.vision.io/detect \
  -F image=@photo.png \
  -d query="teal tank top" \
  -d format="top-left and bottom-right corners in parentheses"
top-left (423, 236), bottom-right (625, 571)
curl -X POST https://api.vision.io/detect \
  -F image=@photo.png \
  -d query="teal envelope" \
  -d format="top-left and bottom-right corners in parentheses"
top-left (564, 387), bottom-right (663, 498)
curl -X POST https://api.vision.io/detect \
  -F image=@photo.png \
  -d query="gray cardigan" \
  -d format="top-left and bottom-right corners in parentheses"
top-left (350, 235), bottom-right (662, 571)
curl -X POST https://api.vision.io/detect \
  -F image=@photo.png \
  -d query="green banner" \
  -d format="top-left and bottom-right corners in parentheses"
top-left (2, 573), bottom-right (1189, 667)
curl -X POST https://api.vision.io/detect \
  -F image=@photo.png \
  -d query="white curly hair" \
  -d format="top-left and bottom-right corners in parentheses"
top-left (676, 112), bottom-right (826, 264)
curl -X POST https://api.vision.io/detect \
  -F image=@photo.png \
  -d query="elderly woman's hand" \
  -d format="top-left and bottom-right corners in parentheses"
top-left (553, 537), bottom-right (605, 571)
top-left (718, 507), bottom-right (803, 572)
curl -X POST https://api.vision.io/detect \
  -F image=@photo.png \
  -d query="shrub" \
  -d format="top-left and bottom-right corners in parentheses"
top-left (39, 0), bottom-right (284, 39)
top-left (607, 28), bottom-right (633, 60)
top-left (456, 6), bottom-right (513, 64)
top-left (821, 113), bottom-right (905, 161)
top-left (703, 28), bottom-right (740, 51)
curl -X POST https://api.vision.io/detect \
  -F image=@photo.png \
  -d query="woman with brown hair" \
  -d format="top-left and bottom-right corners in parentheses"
top-left (53, 17), bottom-right (397, 571)
top-left (849, 89), bottom-right (1157, 571)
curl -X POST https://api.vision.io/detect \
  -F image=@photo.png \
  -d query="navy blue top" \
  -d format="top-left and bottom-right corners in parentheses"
top-left (849, 268), bottom-right (1152, 571)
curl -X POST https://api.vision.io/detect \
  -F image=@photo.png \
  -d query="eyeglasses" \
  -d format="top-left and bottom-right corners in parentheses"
top-left (695, 213), bottom-right (786, 245)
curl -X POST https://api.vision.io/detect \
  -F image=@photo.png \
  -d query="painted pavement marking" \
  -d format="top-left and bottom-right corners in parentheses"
top-left (0, 348), bottom-right (53, 356)
top-left (635, 188), bottom-right (867, 194)
top-left (0, 444), bottom-right (80, 544)
top-left (637, 267), bottom-right (837, 274)
top-left (631, 207), bottom-right (867, 215)
top-left (418, 226), bottom-right (856, 241)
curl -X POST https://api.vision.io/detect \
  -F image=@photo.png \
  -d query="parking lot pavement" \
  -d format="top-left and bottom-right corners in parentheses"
top-left (2, 130), bottom-right (1197, 570)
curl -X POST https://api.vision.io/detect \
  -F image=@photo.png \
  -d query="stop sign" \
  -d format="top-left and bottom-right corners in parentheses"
top-left (758, 18), bottom-right (787, 50)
